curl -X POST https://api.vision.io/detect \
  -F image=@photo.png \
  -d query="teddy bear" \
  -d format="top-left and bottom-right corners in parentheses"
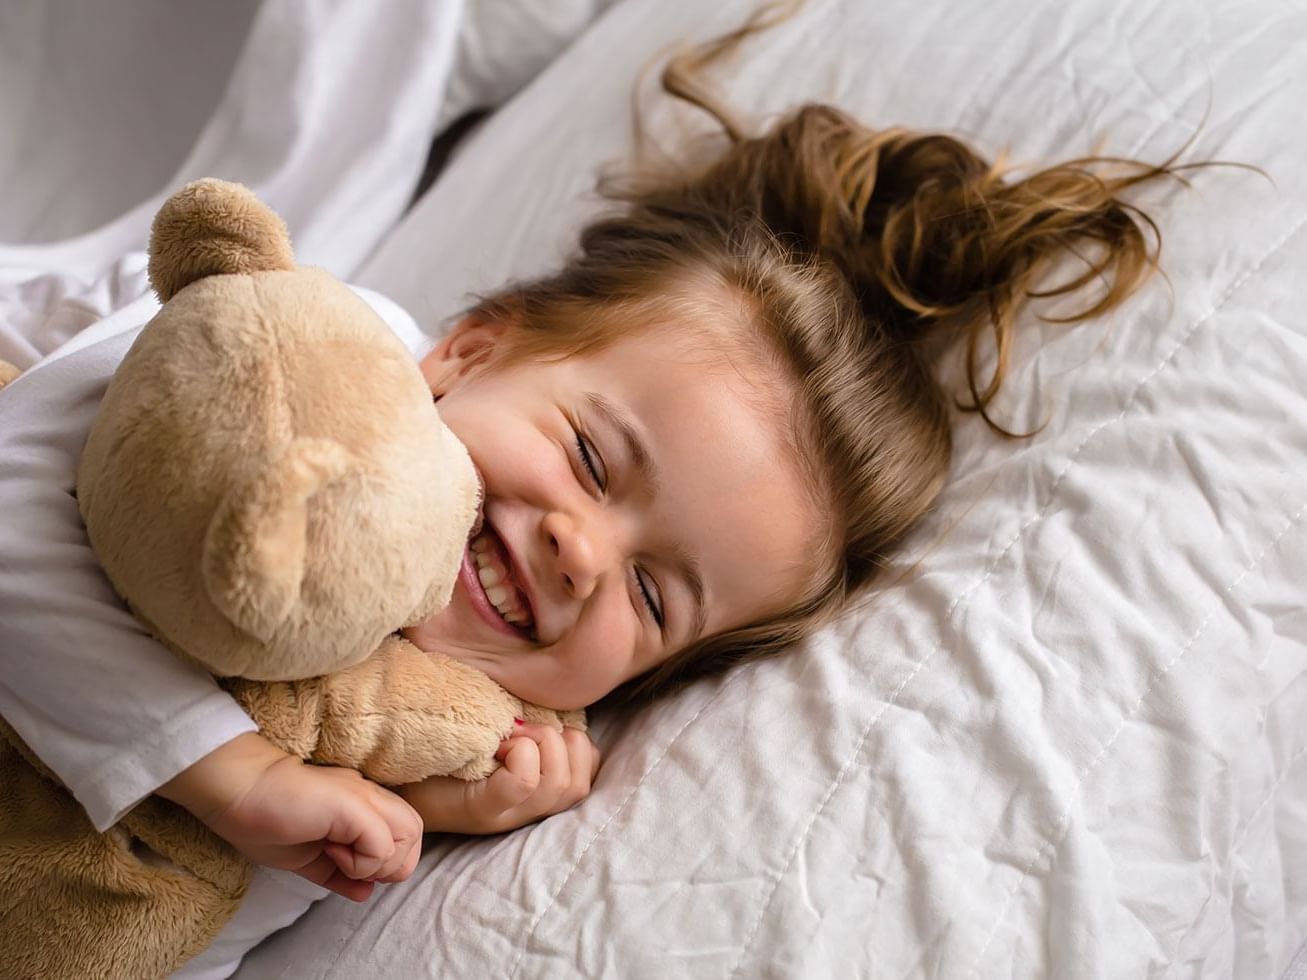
top-left (0, 180), bottom-right (579, 980)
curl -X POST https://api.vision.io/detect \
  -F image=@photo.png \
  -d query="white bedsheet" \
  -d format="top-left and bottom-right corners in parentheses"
top-left (231, 0), bottom-right (1306, 977)
top-left (0, 0), bottom-right (463, 371)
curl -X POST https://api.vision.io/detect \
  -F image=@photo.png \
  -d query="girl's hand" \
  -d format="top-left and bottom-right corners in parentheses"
top-left (398, 724), bottom-right (600, 835)
top-left (159, 732), bottom-right (423, 902)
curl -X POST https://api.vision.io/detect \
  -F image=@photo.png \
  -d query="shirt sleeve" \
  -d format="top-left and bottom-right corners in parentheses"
top-left (351, 284), bottom-right (435, 359)
top-left (0, 301), bottom-right (256, 832)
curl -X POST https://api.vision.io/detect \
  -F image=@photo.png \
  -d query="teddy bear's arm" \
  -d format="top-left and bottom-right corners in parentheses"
top-left (222, 636), bottom-right (524, 786)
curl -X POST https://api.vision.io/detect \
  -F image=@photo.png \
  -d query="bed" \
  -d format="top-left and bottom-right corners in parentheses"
top-left (4, 0), bottom-right (1305, 977)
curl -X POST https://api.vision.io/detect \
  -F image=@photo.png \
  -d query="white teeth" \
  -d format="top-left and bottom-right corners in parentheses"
top-left (469, 526), bottom-right (534, 630)
top-left (488, 583), bottom-right (533, 629)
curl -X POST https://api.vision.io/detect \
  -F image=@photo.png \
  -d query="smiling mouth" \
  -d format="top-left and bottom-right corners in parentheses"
top-left (464, 521), bottom-right (537, 641)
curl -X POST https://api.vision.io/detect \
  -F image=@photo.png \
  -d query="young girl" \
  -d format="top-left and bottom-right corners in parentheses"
top-left (0, 36), bottom-right (1190, 980)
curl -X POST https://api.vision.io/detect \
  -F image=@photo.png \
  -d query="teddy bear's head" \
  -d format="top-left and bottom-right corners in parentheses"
top-left (77, 180), bottom-right (480, 681)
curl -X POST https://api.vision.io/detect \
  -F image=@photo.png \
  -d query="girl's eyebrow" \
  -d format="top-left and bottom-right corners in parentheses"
top-left (584, 391), bottom-right (657, 493)
top-left (583, 391), bottom-right (707, 640)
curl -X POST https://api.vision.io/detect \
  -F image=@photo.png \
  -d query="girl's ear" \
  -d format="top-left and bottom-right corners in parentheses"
top-left (420, 315), bottom-right (509, 396)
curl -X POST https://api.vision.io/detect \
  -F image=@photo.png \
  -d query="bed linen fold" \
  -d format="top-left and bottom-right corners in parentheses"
top-left (0, 0), bottom-right (466, 371)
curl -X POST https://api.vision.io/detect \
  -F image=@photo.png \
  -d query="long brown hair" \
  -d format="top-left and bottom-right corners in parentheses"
top-left (470, 11), bottom-right (1196, 704)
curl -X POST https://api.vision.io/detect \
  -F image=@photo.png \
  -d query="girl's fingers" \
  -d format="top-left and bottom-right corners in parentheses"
top-left (367, 786), bottom-right (423, 879)
top-left (328, 796), bottom-right (398, 880)
top-left (327, 789), bottom-right (420, 885)
top-left (531, 726), bottom-right (570, 802)
top-left (494, 723), bottom-right (550, 763)
top-left (484, 725), bottom-right (600, 823)
top-left (320, 842), bottom-right (349, 870)
top-left (500, 724), bottom-right (569, 807)
top-left (369, 837), bottom-right (413, 883)
top-left (562, 727), bottom-right (601, 780)
top-left (374, 832), bottom-right (423, 883)
top-left (561, 729), bottom-right (598, 809)
top-left (485, 737), bottom-right (541, 812)
top-left (310, 848), bottom-right (376, 902)
top-left (326, 836), bottom-right (383, 881)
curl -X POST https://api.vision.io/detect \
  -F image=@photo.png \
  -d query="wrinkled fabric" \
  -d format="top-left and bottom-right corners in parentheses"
top-left (0, 0), bottom-right (467, 370)
top-left (0, 0), bottom-right (627, 372)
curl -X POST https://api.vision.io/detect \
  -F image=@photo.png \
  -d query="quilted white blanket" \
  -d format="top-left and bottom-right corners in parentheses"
top-left (4, 0), bottom-right (1304, 977)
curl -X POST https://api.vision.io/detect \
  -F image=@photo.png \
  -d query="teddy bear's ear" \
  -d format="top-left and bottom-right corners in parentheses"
top-left (148, 179), bottom-right (296, 302)
top-left (202, 438), bottom-right (353, 647)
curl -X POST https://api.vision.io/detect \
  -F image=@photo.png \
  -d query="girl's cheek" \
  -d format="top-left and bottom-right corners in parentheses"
top-left (496, 434), bottom-right (566, 501)
top-left (578, 592), bottom-right (640, 679)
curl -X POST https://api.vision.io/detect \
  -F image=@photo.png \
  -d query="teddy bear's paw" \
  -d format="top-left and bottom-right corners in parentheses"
top-left (0, 359), bottom-right (19, 390)
top-left (148, 179), bottom-right (296, 302)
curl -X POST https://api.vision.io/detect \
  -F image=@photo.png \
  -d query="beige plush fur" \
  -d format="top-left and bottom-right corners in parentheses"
top-left (0, 180), bottom-right (579, 979)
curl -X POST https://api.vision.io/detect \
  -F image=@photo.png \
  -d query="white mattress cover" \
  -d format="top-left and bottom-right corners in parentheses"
top-left (233, 0), bottom-right (1307, 977)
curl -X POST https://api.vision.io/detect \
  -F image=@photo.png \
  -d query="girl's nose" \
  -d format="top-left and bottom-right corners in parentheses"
top-left (541, 510), bottom-right (607, 601)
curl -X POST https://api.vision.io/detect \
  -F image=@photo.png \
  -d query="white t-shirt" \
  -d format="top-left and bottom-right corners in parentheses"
top-left (0, 286), bottom-right (434, 830)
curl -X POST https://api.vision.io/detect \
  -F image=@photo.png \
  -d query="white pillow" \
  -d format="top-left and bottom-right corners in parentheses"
top-left (436, 0), bottom-right (626, 128)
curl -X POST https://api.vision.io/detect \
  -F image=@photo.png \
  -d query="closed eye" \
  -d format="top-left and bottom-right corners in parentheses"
top-left (575, 431), bottom-right (606, 491)
top-left (635, 566), bottom-right (665, 629)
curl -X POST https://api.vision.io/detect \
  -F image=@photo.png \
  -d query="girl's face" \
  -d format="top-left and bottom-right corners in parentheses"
top-left (403, 314), bottom-right (818, 711)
